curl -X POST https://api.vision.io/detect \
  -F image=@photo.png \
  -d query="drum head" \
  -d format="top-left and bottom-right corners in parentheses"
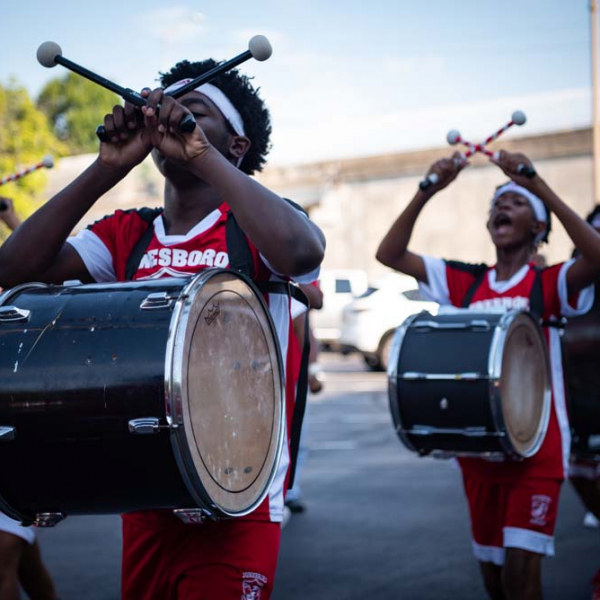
top-left (499, 313), bottom-right (550, 457)
top-left (175, 271), bottom-right (284, 515)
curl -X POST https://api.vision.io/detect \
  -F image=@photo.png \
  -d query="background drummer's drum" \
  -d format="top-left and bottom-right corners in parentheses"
top-left (0, 269), bottom-right (285, 525)
top-left (387, 309), bottom-right (551, 459)
top-left (562, 283), bottom-right (600, 460)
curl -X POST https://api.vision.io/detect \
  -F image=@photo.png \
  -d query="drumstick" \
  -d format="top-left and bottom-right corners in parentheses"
top-left (0, 156), bottom-right (54, 188)
top-left (36, 42), bottom-right (196, 137)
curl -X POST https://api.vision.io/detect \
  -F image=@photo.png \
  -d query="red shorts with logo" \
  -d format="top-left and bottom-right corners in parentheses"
top-left (121, 511), bottom-right (281, 600)
top-left (462, 473), bottom-right (562, 565)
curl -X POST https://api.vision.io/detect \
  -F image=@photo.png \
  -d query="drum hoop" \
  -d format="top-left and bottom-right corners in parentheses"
top-left (164, 268), bottom-right (286, 517)
top-left (0, 282), bottom-right (48, 307)
top-left (387, 311), bottom-right (429, 454)
top-left (487, 310), bottom-right (552, 458)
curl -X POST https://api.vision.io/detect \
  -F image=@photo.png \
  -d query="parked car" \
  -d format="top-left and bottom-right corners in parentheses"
top-left (339, 274), bottom-right (438, 371)
top-left (310, 269), bottom-right (369, 347)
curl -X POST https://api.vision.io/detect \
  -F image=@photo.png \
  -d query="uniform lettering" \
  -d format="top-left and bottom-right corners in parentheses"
top-left (138, 248), bottom-right (230, 272)
top-left (470, 296), bottom-right (529, 311)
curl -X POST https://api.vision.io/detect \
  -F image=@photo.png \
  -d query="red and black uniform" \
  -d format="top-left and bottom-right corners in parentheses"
top-left (419, 256), bottom-right (594, 564)
top-left (68, 204), bottom-right (319, 599)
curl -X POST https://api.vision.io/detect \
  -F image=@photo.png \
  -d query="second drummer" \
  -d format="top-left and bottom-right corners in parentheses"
top-left (376, 150), bottom-right (600, 600)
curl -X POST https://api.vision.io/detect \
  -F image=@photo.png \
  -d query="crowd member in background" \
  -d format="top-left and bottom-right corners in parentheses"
top-left (377, 149), bottom-right (600, 600)
top-left (0, 196), bottom-right (58, 600)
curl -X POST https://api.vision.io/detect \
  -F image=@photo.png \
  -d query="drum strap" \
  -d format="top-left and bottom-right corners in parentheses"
top-left (124, 207), bottom-right (164, 281)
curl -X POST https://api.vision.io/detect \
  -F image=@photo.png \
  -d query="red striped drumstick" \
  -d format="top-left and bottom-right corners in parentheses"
top-left (0, 156), bottom-right (54, 187)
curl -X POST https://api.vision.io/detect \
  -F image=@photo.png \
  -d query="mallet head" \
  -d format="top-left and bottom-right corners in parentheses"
top-left (41, 155), bottom-right (54, 169)
top-left (512, 110), bottom-right (527, 126)
top-left (447, 130), bottom-right (461, 145)
top-left (37, 42), bottom-right (62, 68)
top-left (248, 35), bottom-right (272, 61)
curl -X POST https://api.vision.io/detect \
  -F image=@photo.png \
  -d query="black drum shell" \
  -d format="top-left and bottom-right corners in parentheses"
top-left (0, 279), bottom-right (194, 519)
top-left (389, 311), bottom-right (507, 456)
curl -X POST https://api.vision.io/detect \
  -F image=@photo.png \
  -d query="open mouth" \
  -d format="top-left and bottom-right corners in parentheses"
top-left (493, 212), bottom-right (513, 230)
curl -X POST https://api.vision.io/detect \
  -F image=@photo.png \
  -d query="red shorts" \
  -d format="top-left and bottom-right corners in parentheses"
top-left (462, 473), bottom-right (562, 565)
top-left (121, 512), bottom-right (281, 600)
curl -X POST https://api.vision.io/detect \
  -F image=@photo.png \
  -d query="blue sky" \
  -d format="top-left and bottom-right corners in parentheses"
top-left (3, 0), bottom-right (594, 165)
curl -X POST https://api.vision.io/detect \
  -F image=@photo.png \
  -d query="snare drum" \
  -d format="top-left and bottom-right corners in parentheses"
top-left (388, 309), bottom-right (551, 459)
top-left (0, 269), bottom-right (284, 525)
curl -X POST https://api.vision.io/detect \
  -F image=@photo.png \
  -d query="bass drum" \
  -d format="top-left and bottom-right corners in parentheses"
top-left (0, 269), bottom-right (285, 525)
top-left (388, 309), bottom-right (551, 459)
top-left (562, 283), bottom-right (600, 460)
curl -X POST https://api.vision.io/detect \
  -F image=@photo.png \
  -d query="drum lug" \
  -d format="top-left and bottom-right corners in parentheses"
top-left (128, 417), bottom-right (165, 434)
top-left (0, 426), bottom-right (16, 441)
top-left (173, 508), bottom-right (221, 524)
top-left (34, 512), bottom-right (66, 527)
top-left (0, 306), bottom-right (31, 323)
top-left (140, 292), bottom-right (174, 311)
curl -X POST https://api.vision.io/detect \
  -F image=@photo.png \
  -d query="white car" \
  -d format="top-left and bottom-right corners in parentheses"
top-left (339, 274), bottom-right (438, 370)
top-left (310, 269), bottom-right (369, 347)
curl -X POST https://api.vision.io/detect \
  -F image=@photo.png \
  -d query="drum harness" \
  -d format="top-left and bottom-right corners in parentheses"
top-left (123, 204), bottom-right (311, 490)
top-left (458, 261), bottom-right (565, 329)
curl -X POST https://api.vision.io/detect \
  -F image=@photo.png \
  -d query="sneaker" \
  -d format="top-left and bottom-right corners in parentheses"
top-left (285, 498), bottom-right (306, 514)
top-left (584, 512), bottom-right (599, 529)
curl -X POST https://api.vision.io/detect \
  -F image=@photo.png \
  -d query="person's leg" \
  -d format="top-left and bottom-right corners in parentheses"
top-left (479, 562), bottom-right (506, 600)
top-left (502, 548), bottom-right (542, 600)
top-left (0, 531), bottom-right (26, 600)
top-left (461, 471), bottom-right (507, 599)
top-left (18, 540), bottom-right (58, 600)
top-left (571, 475), bottom-right (600, 521)
top-left (176, 519), bottom-right (281, 600)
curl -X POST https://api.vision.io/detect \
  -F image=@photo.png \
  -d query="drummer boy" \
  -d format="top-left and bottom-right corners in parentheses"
top-left (0, 59), bottom-right (324, 599)
top-left (377, 149), bottom-right (600, 600)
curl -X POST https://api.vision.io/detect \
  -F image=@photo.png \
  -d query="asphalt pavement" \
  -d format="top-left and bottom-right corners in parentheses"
top-left (35, 353), bottom-right (598, 600)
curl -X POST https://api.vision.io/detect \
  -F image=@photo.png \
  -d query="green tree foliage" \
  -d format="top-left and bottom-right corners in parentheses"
top-left (38, 72), bottom-right (120, 155)
top-left (0, 80), bottom-right (66, 242)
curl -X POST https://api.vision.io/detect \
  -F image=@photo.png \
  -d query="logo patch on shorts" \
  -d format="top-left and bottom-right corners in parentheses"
top-left (242, 571), bottom-right (268, 600)
top-left (530, 494), bottom-right (552, 526)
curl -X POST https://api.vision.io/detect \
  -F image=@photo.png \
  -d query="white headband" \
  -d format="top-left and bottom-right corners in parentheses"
top-left (163, 79), bottom-right (245, 137)
top-left (492, 181), bottom-right (548, 244)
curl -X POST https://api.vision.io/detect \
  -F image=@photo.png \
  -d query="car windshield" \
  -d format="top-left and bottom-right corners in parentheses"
top-left (356, 287), bottom-right (378, 299)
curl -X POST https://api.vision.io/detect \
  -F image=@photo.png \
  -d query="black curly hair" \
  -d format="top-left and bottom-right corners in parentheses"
top-left (159, 60), bottom-right (272, 175)
top-left (492, 182), bottom-right (552, 246)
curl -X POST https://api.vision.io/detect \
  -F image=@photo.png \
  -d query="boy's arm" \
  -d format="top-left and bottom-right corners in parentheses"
top-left (493, 150), bottom-right (600, 295)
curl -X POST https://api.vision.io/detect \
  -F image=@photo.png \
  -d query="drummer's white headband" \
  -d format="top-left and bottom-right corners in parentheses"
top-left (492, 181), bottom-right (548, 243)
top-left (164, 79), bottom-right (246, 137)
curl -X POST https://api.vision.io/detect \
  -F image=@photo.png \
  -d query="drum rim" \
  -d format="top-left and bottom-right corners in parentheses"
top-left (487, 309), bottom-right (552, 458)
top-left (387, 310), bottom-right (426, 453)
top-left (164, 268), bottom-right (286, 517)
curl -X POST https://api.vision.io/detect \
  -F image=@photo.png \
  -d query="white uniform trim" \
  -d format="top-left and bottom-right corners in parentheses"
top-left (471, 541), bottom-right (505, 566)
top-left (67, 229), bottom-right (116, 283)
top-left (503, 527), bottom-right (555, 557)
top-left (419, 256), bottom-right (451, 305)
top-left (557, 259), bottom-right (595, 317)
top-left (487, 264), bottom-right (528, 293)
top-left (153, 210), bottom-right (222, 246)
top-left (0, 512), bottom-right (35, 545)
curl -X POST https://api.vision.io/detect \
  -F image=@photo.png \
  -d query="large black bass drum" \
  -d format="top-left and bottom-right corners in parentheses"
top-left (0, 269), bottom-right (285, 526)
top-left (387, 309), bottom-right (551, 459)
top-left (562, 283), bottom-right (600, 461)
